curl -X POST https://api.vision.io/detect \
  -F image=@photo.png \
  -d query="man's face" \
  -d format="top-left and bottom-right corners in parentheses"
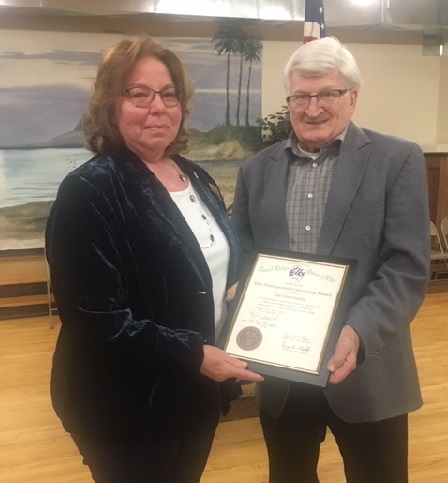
top-left (287, 70), bottom-right (358, 152)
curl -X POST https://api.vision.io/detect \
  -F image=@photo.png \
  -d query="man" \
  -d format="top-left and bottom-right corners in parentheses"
top-left (231, 37), bottom-right (430, 483)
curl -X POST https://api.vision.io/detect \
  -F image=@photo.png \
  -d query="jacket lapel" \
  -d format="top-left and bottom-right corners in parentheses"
top-left (119, 150), bottom-right (212, 285)
top-left (264, 144), bottom-right (291, 249)
top-left (318, 124), bottom-right (371, 255)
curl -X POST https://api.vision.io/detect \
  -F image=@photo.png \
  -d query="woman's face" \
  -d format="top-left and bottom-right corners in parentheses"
top-left (114, 56), bottom-right (182, 160)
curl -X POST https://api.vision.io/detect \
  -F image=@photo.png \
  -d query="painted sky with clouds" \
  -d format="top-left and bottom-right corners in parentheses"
top-left (0, 30), bottom-right (261, 147)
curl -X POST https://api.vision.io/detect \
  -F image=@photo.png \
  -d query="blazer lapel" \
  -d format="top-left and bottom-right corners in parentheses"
top-left (120, 151), bottom-right (211, 285)
top-left (318, 124), bottom-right (371, 255)
top-left (264, 146), bottom-right (291, 249)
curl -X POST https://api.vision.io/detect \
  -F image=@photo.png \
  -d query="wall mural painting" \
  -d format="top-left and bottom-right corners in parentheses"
top-left (0, 23), bottom-right (262, 251)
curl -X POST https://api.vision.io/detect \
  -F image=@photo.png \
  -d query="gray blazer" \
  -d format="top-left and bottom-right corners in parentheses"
top-left (231, 122), bottom-right (430, 423)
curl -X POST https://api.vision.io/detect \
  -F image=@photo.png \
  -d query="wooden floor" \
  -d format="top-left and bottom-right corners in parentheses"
top-left (1, 290), bottom-right (448, 482)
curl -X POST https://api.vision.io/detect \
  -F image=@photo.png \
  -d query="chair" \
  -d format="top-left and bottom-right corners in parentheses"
top-left (441, 217), bottom-right (448, 252)
top-left (44, 247), bottom-right (58, 329)
top-left (430, 221), bottom-right (448, 282)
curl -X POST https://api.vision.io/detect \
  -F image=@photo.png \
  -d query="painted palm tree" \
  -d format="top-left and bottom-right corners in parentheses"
top-left (234, 35), bottom-right (247, 127)
top-left (211, 21), bottom-right (246, 126)
top-left (243, 33), bottom-right (262, 127)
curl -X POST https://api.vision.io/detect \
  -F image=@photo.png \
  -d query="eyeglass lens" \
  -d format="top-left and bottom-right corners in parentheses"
top-left (288, 89), bottom-right (348, 110)
top-left (125, 85), bottom-right (183, 107)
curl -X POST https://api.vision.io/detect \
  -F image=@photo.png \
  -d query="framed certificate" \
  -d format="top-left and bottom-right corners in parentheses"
top-left (224, 249), bottom-right (357, 387)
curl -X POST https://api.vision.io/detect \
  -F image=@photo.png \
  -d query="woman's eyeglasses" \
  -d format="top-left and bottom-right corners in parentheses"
top-left (123, 84), bottom-right (184, 108)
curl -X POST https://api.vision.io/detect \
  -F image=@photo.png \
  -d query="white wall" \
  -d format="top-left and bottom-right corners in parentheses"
top-left (262, 40), bottom-right (444, 148)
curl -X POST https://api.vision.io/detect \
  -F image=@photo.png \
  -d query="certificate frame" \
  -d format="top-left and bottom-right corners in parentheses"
top-left (224, 249), bottom-right (357, 387)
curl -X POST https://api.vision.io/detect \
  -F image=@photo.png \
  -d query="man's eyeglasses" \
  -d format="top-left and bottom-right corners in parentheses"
top-left (123, 84), bottom-right (184, 108)
top-left (287, 89), bottom-right (349, 111)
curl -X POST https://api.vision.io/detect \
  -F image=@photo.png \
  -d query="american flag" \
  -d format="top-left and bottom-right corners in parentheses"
top-left (304, 0), bottom-right (326, 43)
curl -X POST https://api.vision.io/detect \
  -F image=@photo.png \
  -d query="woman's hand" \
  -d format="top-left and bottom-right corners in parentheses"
top-left (200, 345), bottom-right (264, 383)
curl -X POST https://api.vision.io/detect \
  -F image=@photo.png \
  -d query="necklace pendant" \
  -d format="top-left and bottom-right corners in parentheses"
top-left (179, 173), bottom-right (187, 182)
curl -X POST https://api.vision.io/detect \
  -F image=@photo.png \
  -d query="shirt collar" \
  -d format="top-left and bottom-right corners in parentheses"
top-left (285, 127), bottom-right (348, 164)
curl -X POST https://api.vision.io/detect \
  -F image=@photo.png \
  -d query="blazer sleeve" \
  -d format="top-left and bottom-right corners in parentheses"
top-left (232, 166), bottom-right (256, 265)
top-left (345, 142), bottom-right (431, 359)
top-left (46, 172), bottom-right (204, 375)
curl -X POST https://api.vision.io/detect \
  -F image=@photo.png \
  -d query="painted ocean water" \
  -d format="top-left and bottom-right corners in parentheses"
top-left (0, 148), bottom-right (89, 250)
top-left (0, 148), bottom-right (242, 250)
top-left (0, 148), bottom-right (89, 208)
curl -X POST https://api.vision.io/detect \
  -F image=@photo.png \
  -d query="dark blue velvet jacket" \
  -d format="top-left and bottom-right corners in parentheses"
top-left (45, 149), bottom-right (240, 441)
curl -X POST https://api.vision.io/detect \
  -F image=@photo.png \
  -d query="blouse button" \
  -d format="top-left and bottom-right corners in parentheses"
top-left (190, 195), bottom-right (196, 202)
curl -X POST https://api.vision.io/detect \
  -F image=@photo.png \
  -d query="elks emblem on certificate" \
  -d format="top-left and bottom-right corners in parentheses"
top-left (224, 250), bottom-right (357, 387)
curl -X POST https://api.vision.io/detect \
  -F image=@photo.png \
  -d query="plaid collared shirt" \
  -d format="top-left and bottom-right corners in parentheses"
top-left (285, 131), bottom-right (345, 254)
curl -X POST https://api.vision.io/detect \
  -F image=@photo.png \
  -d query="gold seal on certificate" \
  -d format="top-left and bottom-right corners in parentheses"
top-left (236, 326), bottom-right (263, 351)
top-left (224, 250), bottom-right (357, 387)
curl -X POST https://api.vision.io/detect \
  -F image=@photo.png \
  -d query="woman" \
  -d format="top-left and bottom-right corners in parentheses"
top-left (45, 35), bottom-right (262, 483)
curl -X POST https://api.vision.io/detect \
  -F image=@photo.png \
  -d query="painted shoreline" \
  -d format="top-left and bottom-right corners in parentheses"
top-left (0, 201), bottom-right (53, 250)
top-left (0, 161), bottom-right (240, 251)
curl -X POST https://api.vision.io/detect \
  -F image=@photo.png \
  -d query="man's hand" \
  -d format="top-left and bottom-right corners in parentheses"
top-left (200, 345), bottom-right (264, 383)
top-left (226, 282), bottom-right (238, 302)
top-left (327, 325), bottom-right (360, 384)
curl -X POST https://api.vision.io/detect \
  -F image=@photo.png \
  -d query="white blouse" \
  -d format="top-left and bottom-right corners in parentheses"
top-left (170, 182), bottom-right (230, 340)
